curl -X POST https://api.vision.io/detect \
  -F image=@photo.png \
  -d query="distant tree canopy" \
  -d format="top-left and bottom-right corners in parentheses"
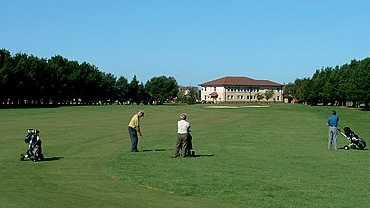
top-left (286, 58), bottom-right (370, 108)
top-left (264, 90), bottom-right (274, 101)
top-left (177, 87), bottom-right (200, 105)
top-left (0, 49), bottom-right (178, 106)
top-left (145, 76), bottom-right (178, 104)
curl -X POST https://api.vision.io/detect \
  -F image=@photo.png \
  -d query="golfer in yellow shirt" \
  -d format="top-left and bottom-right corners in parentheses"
top-left (128, 111), bottom-right (144, 152)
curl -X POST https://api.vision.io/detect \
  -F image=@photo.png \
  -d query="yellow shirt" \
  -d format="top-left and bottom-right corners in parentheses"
top-left (128, 114), bottom-right (140, 129)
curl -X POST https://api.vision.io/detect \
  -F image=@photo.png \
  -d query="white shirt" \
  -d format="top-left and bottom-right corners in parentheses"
top-left (177, 120), bottom-right (190, 134)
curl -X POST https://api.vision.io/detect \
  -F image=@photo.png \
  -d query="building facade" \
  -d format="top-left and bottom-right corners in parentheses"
top-left (178, 86), bottom-right (199, 96)
top-left (200, 76), bottom-right (284, 103)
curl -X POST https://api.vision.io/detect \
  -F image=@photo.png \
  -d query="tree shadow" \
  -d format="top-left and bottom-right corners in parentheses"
top-left (0, 104), bottom-right (60, 109)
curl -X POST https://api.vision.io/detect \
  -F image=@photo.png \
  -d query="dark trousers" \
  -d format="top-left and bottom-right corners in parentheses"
top-left (175, 133), bottom-right (192, 157)
top-left (128, 127), bottom-right (138, 152)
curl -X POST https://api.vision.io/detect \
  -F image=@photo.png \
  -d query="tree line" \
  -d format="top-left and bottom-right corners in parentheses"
top-left (285, 57), bottom-right (370, 108)
top-left (0, 49), bottom-right (179, 106)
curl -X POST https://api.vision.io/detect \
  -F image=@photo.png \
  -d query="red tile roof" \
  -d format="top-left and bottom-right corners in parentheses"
top-left (200, 76), bottom-right (283, 87)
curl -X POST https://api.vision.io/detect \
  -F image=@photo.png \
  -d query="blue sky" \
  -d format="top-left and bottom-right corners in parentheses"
top-left (1, 0), bottom-right (370, 85)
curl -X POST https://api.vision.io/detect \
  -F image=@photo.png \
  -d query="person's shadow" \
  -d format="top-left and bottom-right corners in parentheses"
top-left (192, 154), bottom-right (215, 157)
top-left (338, 147), bottom-right (368, 151)
top-left (142, 149), bottom-right (169, 152)
top-left (41, 156), bottom-right (64, 161)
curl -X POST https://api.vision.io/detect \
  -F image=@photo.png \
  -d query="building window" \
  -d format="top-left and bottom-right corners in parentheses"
top-left (214, 87), bottom-right (216, 91)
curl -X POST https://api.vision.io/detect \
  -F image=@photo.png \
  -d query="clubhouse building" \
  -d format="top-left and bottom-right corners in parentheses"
top-left (200, 76), bottom-right (284, 103)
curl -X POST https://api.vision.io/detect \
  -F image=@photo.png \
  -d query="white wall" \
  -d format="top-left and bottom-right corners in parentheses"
top-left (201, 86), bottom-right (284, 102)
top-left (201, 86), bottom-right (226, 102)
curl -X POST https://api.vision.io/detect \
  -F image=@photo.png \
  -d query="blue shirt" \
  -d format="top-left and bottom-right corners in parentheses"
top-left (328, 115), bottom-right (339, 127)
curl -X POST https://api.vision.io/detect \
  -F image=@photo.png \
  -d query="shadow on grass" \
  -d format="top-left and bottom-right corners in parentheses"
top-left (0, 104), bottom-right (60, 109)
top-left (193, 154), bottom-right (215, 157)
top-left (338, 147), bottom-right (368, 151)
top-left (40, 156), bottom-right (64, 161)
top-left (142, 149), bottom-right (171, 152)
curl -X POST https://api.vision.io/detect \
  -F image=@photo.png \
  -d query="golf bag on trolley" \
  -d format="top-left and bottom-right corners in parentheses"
top-left (20, 129), bottom-right (44, 161)
top-left (339, 127), bottom-right (367, 150)
top-left (184, 133), bottom-right (195, 157)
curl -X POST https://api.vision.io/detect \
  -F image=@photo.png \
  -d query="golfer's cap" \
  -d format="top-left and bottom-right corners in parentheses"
top-left (180, 113), bottom-right (187, 120)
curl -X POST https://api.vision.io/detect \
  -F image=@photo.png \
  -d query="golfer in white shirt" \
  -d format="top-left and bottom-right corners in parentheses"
top-left (174, 113), bottom-right (191, 157)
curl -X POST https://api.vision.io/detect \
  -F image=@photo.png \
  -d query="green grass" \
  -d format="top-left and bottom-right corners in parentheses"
top-left (1, 104), bottom-right (369, 208)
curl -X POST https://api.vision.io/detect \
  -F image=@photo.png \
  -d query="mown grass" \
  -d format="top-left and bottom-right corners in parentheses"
top-left (1, 104), bottom-right (369, 208)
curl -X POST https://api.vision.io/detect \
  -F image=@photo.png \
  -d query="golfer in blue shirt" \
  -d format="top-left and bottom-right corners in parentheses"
top-left (327, 111), bottom-right (339, 150)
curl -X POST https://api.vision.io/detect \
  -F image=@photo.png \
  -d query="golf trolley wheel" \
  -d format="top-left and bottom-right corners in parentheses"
top-left (344, 145), bottom-right (350, 150)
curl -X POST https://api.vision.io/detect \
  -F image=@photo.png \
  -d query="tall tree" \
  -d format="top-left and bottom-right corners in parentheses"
top-left (145, 76), bottom-right (178, 104)
top-left (138, 82), bottom-right (151, 105)
top-left (128, 75), bottom-right (140, 104)
top-left (115, 76), bottom-right (129, 104)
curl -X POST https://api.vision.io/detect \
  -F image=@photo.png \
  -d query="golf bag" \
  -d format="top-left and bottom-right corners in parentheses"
top-left (20, 129), bottom-right (44, 161)
top-left (339, 127), bottom-right (367, 150)
top-left (185, 133), bottom-right (195, 157)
